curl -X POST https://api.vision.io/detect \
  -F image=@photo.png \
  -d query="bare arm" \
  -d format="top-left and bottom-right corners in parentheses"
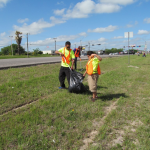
top-left (71, 59), bottom-right (75, 70)
top-left (91, 54), bottom-right (102, 61)
top-left (83, 71), bottom-right (87, 77)
top-left (55, 51), bottom-right (64, 57)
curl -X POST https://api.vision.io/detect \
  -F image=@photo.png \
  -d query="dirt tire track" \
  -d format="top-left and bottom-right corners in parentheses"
top-left (80, 100), bottom-right (119, 150)
top-left (0, 96), bottom-right (47, 117)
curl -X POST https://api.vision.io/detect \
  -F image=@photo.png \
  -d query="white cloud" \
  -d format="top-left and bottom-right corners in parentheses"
top-left (126, 21), bottom-right (138, 28)
top-left (135, 21), bottom-right (138, 25)
top-left (113, 36), bottom-right (124, 39)
top-left (13, 18), bottom-right (66, 35)
top-left (54, 8), bottom-right (65, 16)
top-left (79, 32), bottom-right (87, 37)
top-left (144, 18), bottom-right (150, 23)
top-left (0, 32), bottom-right (10, 47)
top-left (50, 16), bottom-right (66, 24)
top-left (99, 0), bottom-right (135, 5)
top-left (98, 37), bottom-right (106, 42)
top-left (126, 24), bottom-right (133, 28)
top-left (13, 19), bottom-right (53, 35)
top-left (138, 30), bottom-right (149, 35)
top-left (18, 18), bottom-right (29, 23)
top-left (55, 0), bottom-right (121, 19)
top-left (0, 0), bottom-right (9, 8)
top-left (0, 32), bottom-right (6, 37)
top-left (94, 3), bottom-right (121, 13)
top-left (57, 1), bottom-right (64, 5)
top-left (88, 25), bottom-right (117, 33)
top-left (29, 32), bottom-right (87, 46)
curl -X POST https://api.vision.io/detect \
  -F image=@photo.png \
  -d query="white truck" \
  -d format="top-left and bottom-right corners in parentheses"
top-left (98, 50), bottom-right (104, 55)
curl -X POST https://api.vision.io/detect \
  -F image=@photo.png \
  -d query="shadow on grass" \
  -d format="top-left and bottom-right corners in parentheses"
top-left (99, 93), bottom-right (128, 101)
top-left (142, 64), bottom-right (150, 65)
top-left (83, 85), bottom-right (108, 95)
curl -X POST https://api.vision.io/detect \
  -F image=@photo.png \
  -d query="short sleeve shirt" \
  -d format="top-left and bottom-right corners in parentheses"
top-left (92, 57), bottom-right (100, 74)
top-left (58, 47), bottom-right (75, 67)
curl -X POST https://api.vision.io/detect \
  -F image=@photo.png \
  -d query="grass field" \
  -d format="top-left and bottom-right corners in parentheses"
top-left (0, 54), bottom-right (58, 59)
top-left (0, 55), bottom-right (150, 150)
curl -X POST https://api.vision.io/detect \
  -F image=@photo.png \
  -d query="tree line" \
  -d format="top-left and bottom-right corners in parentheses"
top-left (104, 48), bottom-right (124, 54)
top-left (0, 44), bottom-right (43, 56)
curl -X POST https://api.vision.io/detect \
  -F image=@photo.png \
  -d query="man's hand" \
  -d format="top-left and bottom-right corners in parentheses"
top-left (55, 51), bottom-right (64, 57)
top-left (71, 66), bottom-right (74, 70)
top-left (60, 53), bottom-right (64, 57)
top-left (83, 71), bottom-right (87, 77)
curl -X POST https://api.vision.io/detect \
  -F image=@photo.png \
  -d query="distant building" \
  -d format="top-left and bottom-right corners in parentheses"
top-left (43, 50), bottom-right (55, 54)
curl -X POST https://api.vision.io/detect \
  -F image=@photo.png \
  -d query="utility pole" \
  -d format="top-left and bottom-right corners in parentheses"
top-left (53, 38), bottom-right (57, 51)
top-left (80, 40), bottom-right (82, 49)
top-left (9, 36), bottom-right (13, 56)
top-left (74, 44), bottom-right (76, 48)
top-left (27, 33), bottom-right (29, 58)
top-left (124, 32), bottom-right (133, 65)
top-left (80, 40), bottom-right (82, 55)
top-left (128, 32), bottom-right (130, 64)
top-left (88, 42), bottom-right (90, 51)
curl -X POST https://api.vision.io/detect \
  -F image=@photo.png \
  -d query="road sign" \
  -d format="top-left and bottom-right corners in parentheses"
top-left (124, 32), bottom-right (133, 38)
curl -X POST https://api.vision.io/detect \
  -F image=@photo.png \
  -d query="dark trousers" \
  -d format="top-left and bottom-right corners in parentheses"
top-left (59, 66), bottom-right (70, 88)
top-left (74, 57), bottom-right (78, 70)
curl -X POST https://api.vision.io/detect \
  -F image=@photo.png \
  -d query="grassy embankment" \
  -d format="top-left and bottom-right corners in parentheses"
top-left (0, 55), bottom-right (150, 149)
top-left (0, 54), bottom-right (58, 59)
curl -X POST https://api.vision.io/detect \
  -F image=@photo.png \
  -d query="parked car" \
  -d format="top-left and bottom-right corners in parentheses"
top-left (109, 53), bottom-right (113, 55)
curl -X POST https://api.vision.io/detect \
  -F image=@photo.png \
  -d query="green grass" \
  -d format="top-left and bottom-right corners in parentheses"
top-left (0, 55), bottom-right (150, 149)
top-left (0, 54), bottom-right (58, 59)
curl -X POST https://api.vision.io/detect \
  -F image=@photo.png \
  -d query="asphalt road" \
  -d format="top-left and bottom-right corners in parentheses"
top-left (0, 55), bottom-right (120, 70)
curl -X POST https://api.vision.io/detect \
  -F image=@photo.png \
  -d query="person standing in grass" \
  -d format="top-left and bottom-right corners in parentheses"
top-left (55, 41), bottom-right (75, 89)
top-left (83, 51), bottom-right (102, 102)
top-left (73, 46), bottom-right (82, 70)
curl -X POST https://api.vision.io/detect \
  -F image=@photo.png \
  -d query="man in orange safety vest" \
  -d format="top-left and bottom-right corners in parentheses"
top-left (83, 51), bottom-right (102, 102)
top-left (73, 46), bottom-right (82, 70)
top-left (55, 41), bottom-right (75, 89)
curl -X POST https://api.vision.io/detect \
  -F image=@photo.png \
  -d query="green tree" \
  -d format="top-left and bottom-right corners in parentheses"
top-left (33, 48), bottom-right (42, 55)
top-left (1, 44), bottom-right (25, 55)
top-left (105, 48), bottom-right (123, 54)
top-left (15, 31), bottom-right (22, 55)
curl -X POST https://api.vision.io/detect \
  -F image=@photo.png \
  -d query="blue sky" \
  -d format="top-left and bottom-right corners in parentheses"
top-left (0, 0), bottom-right (150, 51)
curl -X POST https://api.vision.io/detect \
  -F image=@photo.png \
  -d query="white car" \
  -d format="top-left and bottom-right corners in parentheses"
top-left (109, 53), bottom-right (113, 55)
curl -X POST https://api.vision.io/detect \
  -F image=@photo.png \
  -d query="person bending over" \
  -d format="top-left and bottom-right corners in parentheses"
top-left (73, 46), bottom-right (81, 70)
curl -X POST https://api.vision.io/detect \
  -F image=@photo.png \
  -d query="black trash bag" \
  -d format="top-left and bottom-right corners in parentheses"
top-left (68, 70), bottom-right (86, 93)
top-left (75, 71), bottom-right (85, 82)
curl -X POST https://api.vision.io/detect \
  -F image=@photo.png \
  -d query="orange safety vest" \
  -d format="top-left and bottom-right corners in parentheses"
top-left (62, 47), bottom-right (72, 64)
top-left (86, 58), bottom-right (101, 75)
top-left (75, 49), bottom-right (80, 57)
